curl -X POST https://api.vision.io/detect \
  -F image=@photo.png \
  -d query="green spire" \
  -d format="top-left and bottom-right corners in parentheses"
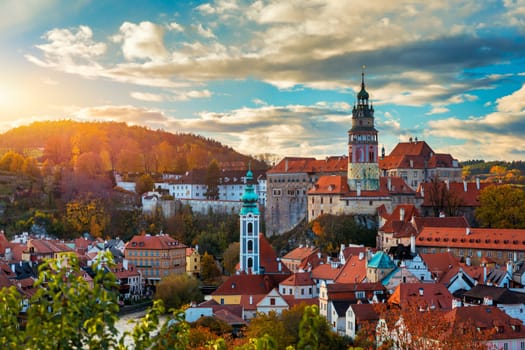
top-left (240, 167), bottom-right (259, 215)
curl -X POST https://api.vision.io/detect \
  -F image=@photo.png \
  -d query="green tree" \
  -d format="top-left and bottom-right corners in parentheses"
top-left (154, 273), bottom-right (203, 310)
top-left (297, 305), bottom-right (347, 350)
top-left (205, 160), bottom-right (221, 200)
top-left (476, 184), bottom-right (525, 228)
top-left (135, 174), bottom-right (154, 195)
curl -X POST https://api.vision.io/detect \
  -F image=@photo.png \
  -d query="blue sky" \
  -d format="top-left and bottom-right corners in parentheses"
top-left (1, 0), bottom-right (525, 162)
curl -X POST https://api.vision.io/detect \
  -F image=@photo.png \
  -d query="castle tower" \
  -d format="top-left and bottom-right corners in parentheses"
top-left (348, 67), bottom-right (380, 191)
top-left (239, 168), bottom-right (260, 274)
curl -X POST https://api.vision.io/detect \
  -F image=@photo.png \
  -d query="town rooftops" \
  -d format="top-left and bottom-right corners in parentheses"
top-left (308, 176), bottom-right (414, 197)
top-left (212, 274), bottom-right (278, 296)
top-left (416, 227), bottom-right (525, 250)
top-left (412, 216), bottom-right (469, 233)
top-left (379, 140), bottom-right (459, 170)
top-left (280, 272), bottom-right (315, 286)
top-left (282, 246), bottom-right (319, 262)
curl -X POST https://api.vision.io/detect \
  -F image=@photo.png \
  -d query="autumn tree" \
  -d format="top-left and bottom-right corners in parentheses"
top-left (205, 160), bottom-right (221, 200)
top-left (222, 242), bottom-right (240, 275)
top-left (297, 304), bottom-right (347, 350)
top-left (154, 273), bottom-right (203, 310)
top-left (64, 199), bottom-right (108, 237)
top-left (476, 184), bottom-right (525, 228)
top-left (200, 252), bottom-right (222, 285)
top-left (426, 177), bottom-right (464, 217)
top-left (135, 174), bottom-right (154, 195)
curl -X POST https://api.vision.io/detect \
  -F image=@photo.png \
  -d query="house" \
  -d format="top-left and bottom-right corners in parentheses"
top-left (379, 139), bottom-right (462, 191)
top-left (22, 239), bottom-right (74, 263)
top-left (257, 288), bottom-right (289, 316)
top-left (460, 285), bottom-right (525, 324)
top-left (377, 204), bottom-right (419, 251)
top-left (388, 282), bottom-right (453, 311)
top-left (210, 274), bottom-right (283, 306)
top-left (186, 247), bottom-right (200, 277)
top-left (110, 259), bottom-right (142, 299)
top-left (416, 226), bottom-right (525, 266)
top-left (281, 245), bottom-right (320, 273)
top-left (346, 303), bottom-right (379, 339)
top-left (366, 251), bottom-right (396, 283)
top-left (279, 272), bottom-right (317, 299)
top-left (124, 232), bottom-right (186, 285)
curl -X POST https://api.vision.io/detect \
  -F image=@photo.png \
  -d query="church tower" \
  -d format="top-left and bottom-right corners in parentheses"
top-left (239, 168), bottom-right (260, 274)
top-left (348, 67), bottom-right (380, 191)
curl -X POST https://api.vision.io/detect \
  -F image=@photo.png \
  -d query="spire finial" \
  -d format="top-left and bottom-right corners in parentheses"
top-left (361, 65), bottom-right (366, 87)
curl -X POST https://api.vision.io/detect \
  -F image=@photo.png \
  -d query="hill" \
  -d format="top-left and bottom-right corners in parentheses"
top-left (0, 120), bottom-right (267, 173)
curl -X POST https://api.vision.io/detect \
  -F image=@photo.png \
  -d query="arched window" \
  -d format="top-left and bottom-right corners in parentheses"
top-left (248, 222), bottom-right (253, 234)
top-left (248, 257), bottom-right (253, 268)
top-left (248, 240), bottom-right (253, 252)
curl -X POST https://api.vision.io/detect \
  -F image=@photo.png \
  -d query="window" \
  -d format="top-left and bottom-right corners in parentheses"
top-left (356, 291), bottom-right (365, 299)
top-left (248, 240), bottom-right (253, 252)
top-left (273, 189), bottom-right (282, 196)
top-left (248, 222), bottom-right (253, 234)
top-left (521, 342), bottom-right (525, 350)
top-left (270, 298), bottom-right (275, 306)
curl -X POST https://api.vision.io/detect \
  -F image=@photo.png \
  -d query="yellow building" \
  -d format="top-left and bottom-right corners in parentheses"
top-left (186, 247), bottom-right (201, 277)
top-left (124, 233), bottom-right (186, 284)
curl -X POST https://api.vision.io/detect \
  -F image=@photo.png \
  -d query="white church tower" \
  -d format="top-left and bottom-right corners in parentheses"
top-left (239, 168), bottom-right (260, 274)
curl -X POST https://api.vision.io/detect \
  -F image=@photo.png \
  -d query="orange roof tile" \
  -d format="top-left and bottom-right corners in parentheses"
top-left (418, 181), bottom-right (494, 207)
top-left (126, 233), bottom-right (186, 250)
top-left (268, 156), bottom-right (348, 174)
top-left (282, 246), bottom-right (319, 262)
top-left (308, 175), bottom-right (349, 194)
top-left (212, 274), bottom-right (278, 296)
top-left (334, 255), bottom-right (367, 284)
top-left (311, 263), bottom-right (342, 281)
top-left (280, 272), bottom-right (315, 286)
top-left (259, 234), bottom-right (291, 275)
top-left (389, 282), bottom-right (453, 310)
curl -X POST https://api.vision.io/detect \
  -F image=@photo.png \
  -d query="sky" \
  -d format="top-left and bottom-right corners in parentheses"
top-left (1, 0), bottom-right (525, 162)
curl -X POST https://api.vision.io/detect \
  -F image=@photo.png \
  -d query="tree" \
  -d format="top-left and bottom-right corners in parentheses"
top-left (200, 252), bottom-right (222, 285)
top-left (64, 199), bottom-right (108, 237)
top-left (297, 304), bottom-right (347, 350)
top-left (222, 242), bottom-right (240, 275)
top-left (154, 273), bottom-right (203, 310)
top-left (135, 174), bottom-right (154, 195)
top-left (205, 160), bottom-right (221, 200)
top-left (426, 178), bottom-right (464, 217)
top-left (476, 184), bottom-right (525, 228)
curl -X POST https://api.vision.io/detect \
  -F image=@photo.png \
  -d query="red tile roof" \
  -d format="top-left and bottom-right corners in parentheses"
top-left (280, 272), bottom-right (315, 286)
top-left (326, 282), bottom-right (386, 301)
top-left (334, 255), bottom-right (367, 284)
top-left (26, 239), bottom-right (74, 254)
top-left (412, 216), bottom-right (469, 233)
top-left (379, 141), bottom-right (457, 170)
top-left (309, 175), bottom-right (349, 194)
top-left (420, 252), bottom-right (460, 281)
top-left (443, 306), bottom-right (525, 341)
top-left (239, 294), bottom-right (266, 311)
top-left (282, 246), bottom-right (319, 262)
top-left (126, 233), bottom-right (186, 250)
top-left (349, 303), bottom-right (380, 321)
top-left (268, 156), bottom-right (348, 174)
top-left (281, 296), bottom-right (318, 308)
top-left (259, 234), bottom-right (291, 275)
top-left (309, 176), bottom-right (414, 197)
top-left (389, 282), bottom-right (453, 310)
top-left (212, 274), bottom-right (278, 296)
top-left (311, 263), bottom-right (342, 281)
top-left (379, 204), bottom-right (419, 238)
top-left (417, 227), bottom-right (525, 251)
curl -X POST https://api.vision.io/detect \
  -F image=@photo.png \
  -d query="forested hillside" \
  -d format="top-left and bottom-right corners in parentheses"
top-left (0, 120), bottom-right (266, 240)
top-left (0, 120), bottom-right (266, 173)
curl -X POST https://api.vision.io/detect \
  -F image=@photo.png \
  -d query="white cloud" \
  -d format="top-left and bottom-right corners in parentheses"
top-left (130, 91), bottom-right (165, 102)
top-left (426, 106), bottom-right (449, 115)
top-left (496, 84), bottom-right (525, 112)
top-left (113, 21), bottom-right (168, 61)
top-left (195, 23), bottom-right (216, 39)
top-left (167, 21), bottom-right (184, 32)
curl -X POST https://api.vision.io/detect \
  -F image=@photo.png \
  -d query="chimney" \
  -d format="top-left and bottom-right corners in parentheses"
top-left (399, 207), bottom-right (405, 221)
top-left (278, 261), bottom-right (282, 272)
top-left (357, 181), bottom-right (361, 197)
top-left (476, 177), bottom-right (480, 190)
top-left (465, 256), bottom-right (471, 266)
top-left (463, 180), bottom-right (467, 192)
top-left (483, 296), bottom-right (493, 306)
top-left (387, 177), bottom-right (392, 191)
top-left (410, 235), bottom-right (416, 255)
top-left (359, 252), bottom-right (364, 260)
top-left (249, 295), bottom-right (253, 305)
top-left (466, 227), bottom-right (471, 235)
top-left (285, 159), bottom-right (289, 172)
top-left (419, 287), bottom-right (424, 296)
top-left (445, 179), bottom-right (449, 190)
top-left (483, 265), bottom-right (487, 283)
top-left (410, 160), bottom-right (414, 168)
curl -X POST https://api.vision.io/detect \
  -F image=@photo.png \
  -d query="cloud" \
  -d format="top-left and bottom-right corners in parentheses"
top-left (25, 25), bottom-right (106, 77)
top-left (112, 21), bottom-right (168, 61)
top-left (426, 84), bottom-right (525, 160)
top-left (130, 91), bottom-right (165, 102)
top-left (72, 105), bottom-right (169, 125)
top-left (167, 21), bottom-right (184, 32)
top-left (195, 23), bottom-right (216, 39)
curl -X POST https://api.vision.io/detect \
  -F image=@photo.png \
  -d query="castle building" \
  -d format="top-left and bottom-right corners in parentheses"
top-left (379, 139), bottom-right (461, 190)
top-left (348, 69), bottom-right (380, 192)
top-left (239, 169), bottom-right (261, 274)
